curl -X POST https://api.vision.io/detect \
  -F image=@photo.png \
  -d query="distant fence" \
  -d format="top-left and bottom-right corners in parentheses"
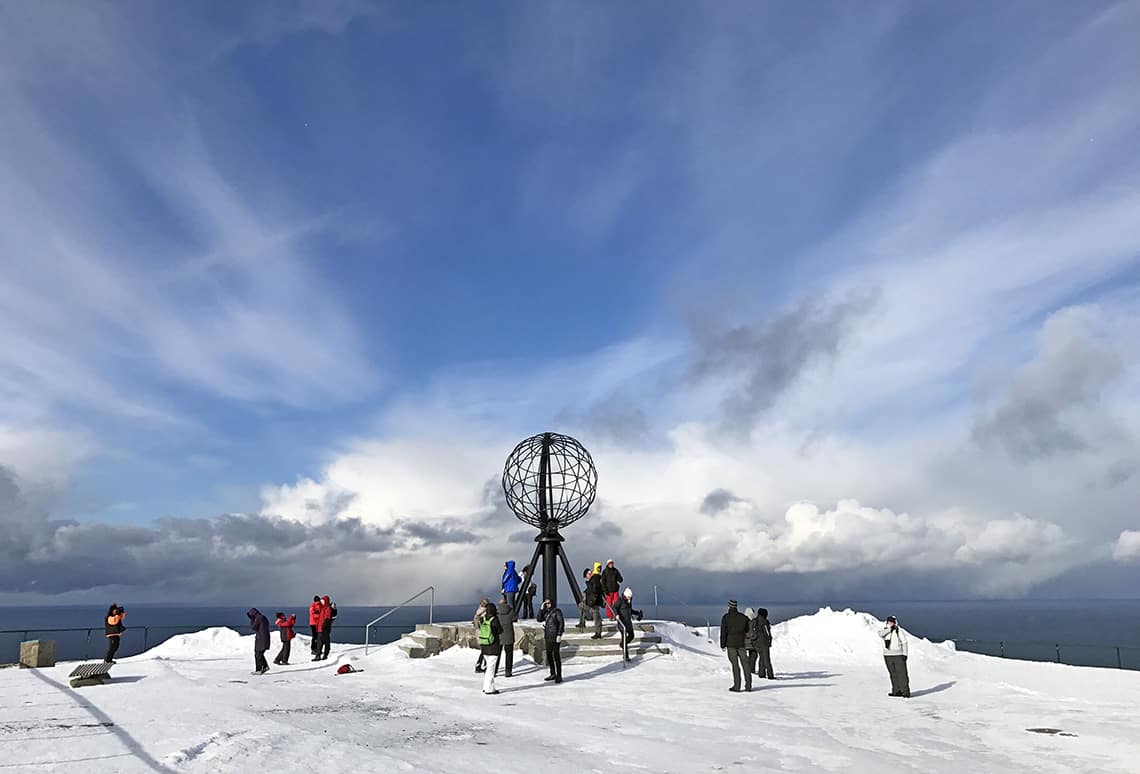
top-left (0, 623), bottom-right (414, 664)
top-left (954, 638), bottom-right (1140, 671)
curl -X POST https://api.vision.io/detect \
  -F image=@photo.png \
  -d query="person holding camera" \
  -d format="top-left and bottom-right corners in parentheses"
top-left (879, 615), bottom-right (910, 698)
top-left (537, 598), bottom-right (564, 683)
top-left (104, 604), bottom-right (125, 663)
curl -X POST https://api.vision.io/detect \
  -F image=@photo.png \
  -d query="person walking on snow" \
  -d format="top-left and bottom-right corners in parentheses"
top-left (274, 612), bottom-right (296, 665)
top-left (308, 596), bottom-right (322, 657)
top-left (755, 607), bottom-right (775, 679)
top-left (614, 587), bottom-right (642, 663)
top-left (880, 615), bottom-right (910, 698)
top-left (248, 608), bottom-right (271, 674)
top-left (577, 567), bottom-right (604, 639)
top-left (600, 559), bottom-right (624, 619)
top-left (473, 597), bottom-right (492, 673)
top-left (537, 598), bottom-right (564, 683)
top-left (314, 596), bottom-right (335, 661)
top-left (477, 602), bottom-right (504, 695)
top-left (496, 596), bottom-right (516, 678)
top-left (720, 599), bottom-right (751, 692)
top-left (501, 561), bottom-right (522, 613)
top-left (104, 604), bottom-right (125, 663)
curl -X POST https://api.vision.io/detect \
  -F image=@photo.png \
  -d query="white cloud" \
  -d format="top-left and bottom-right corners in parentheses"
top-left (1112, 531), bottom-right (1140, 562)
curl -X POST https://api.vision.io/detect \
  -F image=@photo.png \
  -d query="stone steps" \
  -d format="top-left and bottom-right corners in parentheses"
top-left (393, 620), bottom-right (671, 662)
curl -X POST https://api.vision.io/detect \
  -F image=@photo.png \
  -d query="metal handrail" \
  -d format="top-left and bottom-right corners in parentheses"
top-left (652, 585), bottom-right (712, 641)
top-left (1, 623), bottom-right (415, 664)
top-left (364, 586), bottom-right (434, 655)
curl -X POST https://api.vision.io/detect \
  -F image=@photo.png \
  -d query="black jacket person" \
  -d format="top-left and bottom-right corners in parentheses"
top-left (537, 599), bottom-right (565, 683)
top-left (248, 608), bottom-right (271, 674)
top-left (600, 560), bottom-right (624, 619)
top-left (578, 568), bottom-right (604, 638)
top-left (614, 588), bottom-right (642, 662)
top-left (104, 604), bottom-right (125, 663)
top-left (720, 600), bottom-right (751, 692)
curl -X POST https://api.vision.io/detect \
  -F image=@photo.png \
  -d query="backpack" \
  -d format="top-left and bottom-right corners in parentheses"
top-left (329, 603), bottom-right (338, 621)
top-left (477, 614), bottom-right (494, 645)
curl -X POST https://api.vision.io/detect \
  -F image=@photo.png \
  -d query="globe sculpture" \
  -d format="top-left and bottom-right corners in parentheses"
top-left (502, 432), bottom-right (598, 611)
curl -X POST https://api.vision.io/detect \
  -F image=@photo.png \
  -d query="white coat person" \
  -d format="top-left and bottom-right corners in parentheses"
top-left (879, 615), bottom-right (910, 698)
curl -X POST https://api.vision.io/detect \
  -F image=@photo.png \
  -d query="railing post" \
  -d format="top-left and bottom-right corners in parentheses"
top-left (1117, 647), bottom-right (1123, 670)
top-left (85, 629), bottom-right (92, 659)
top-left (654, 585), bottom-right (659, 618)
top-left (365, 625), bottom-right (370, 657)
top-left (429, 587), bottom-right (434, 625)
top-left (1055, 644), bottom-right (1061, 663)
top-left (143, 627), bottom-right (149, 653)
top-left (1000, 640), bottom-right (1004, 658)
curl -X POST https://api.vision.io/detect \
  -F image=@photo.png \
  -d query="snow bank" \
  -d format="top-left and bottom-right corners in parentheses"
top-left (773, 607), bottom-right (955, 664)
top-left (142, 626), bottom-right (250, 660)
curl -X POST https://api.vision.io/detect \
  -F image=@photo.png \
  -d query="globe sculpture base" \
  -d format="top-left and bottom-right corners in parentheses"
top-left (514, 524), bottom-right (583, 617)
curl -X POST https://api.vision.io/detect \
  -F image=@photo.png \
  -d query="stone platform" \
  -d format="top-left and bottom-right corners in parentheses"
top-left (398, 619), bottom-right (671, 662)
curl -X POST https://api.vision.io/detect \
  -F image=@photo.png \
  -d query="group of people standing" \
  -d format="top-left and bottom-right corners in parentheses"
top-left (308, 595), bottom-right (337, 661)
top-left (501, 561), bottom-right (538, 619)
top-left (473, 557), bottom-right (641, 695)
top-left (243, 595), bottom-right (335, 675)
top-left (719, 600), bottom-right (775, 692)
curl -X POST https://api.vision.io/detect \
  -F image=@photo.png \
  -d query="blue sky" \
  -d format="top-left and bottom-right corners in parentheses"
top-left (1, 1), bottom-right (1138, 603)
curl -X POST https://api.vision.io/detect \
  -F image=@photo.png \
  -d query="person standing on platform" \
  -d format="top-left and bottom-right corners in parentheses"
top-left (600, 559), bottom-right (623, 619)
top-left (501, 561), bottom-right (522, 613)
top-left (308, 596), bottom-right (322, 657)
top-left (104, 604), bottom-right (125, 663)
top-left (577, 567), bottom-right (604, 639)
top-left (248, 608), bottom-right (271, 674)
top-left (755, 607), bottom-right (775, 679)
top-left (720, 599), bottom-right (751, 692)
top-left (477, 602), bottom-right (503, 695)
top-left (520, 566), bottom-right (537, 620)
top-left (880, 615), bottom-right (910, 698)
top-left (274, 612), bottom-right (296, 665)
top-left (537, 598), bottom-right (564, 683)
top-left (496, 596), bottom-right (516, 677)
top-left (614, 587), bottom-right (642, 663)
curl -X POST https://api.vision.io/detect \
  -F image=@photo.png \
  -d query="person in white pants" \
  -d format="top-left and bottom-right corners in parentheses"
top-left (477, 606), bottom-right (503, 695)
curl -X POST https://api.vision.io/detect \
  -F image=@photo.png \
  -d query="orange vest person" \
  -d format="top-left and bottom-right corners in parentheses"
top-left (104, 603), bottom-right (125, 663)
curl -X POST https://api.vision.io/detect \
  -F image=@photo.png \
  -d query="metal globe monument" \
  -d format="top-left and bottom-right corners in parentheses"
top-left (502, 431), bottom-right (598, 611)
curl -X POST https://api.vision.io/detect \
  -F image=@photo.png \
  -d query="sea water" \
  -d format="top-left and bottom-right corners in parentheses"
top-left (3, 599), bottom-right (1139, 668)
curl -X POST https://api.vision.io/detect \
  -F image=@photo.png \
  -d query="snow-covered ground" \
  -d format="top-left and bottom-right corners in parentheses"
top-left (2, 608), bottom-right (1137, 773)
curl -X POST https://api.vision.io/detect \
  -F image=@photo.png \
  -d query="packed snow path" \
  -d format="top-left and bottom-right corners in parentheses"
top-left (1, 609), bottom-right (1137, 773)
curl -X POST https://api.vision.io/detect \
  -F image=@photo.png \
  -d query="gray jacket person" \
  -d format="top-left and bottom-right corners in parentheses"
top-left (879, 615), bottom-right (910, 698)
top-left (496, 598), bottom-right (516, 678)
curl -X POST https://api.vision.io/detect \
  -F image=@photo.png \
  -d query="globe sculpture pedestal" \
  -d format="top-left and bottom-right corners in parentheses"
top-left (502, 432), bottom-right (598, 612)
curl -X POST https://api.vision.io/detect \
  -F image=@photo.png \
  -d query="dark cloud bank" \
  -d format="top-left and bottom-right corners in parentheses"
top-left (0, 465), bottom-right (477, 599)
